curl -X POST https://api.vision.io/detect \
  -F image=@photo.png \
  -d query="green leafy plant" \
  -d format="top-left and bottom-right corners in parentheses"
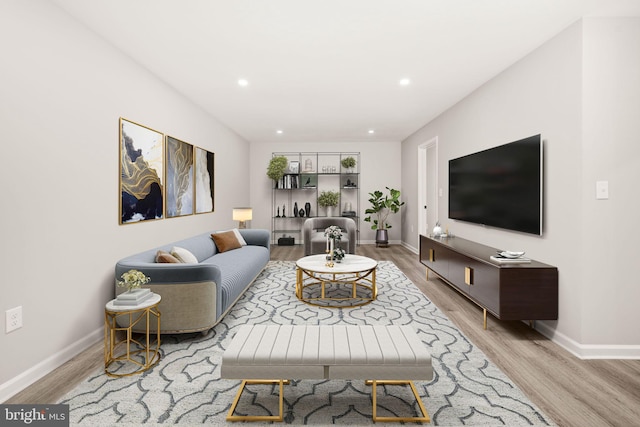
top-left (318, 190), bottom-right (340, 207)
top-left (266, 156), bottom-right (288, 181)
top-left (364, 187), bottom-right (405, 230)
top-left (341, 156), bottom-right (356, 169)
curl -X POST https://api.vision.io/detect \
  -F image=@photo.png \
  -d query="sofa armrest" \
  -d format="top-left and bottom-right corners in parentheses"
top-left (115, 261), bottom-right (222, 285)
top-left (239, 229), bottom-right (270, 250)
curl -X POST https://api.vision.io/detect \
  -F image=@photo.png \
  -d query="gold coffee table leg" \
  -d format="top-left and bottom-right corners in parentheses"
top-left (296, 267), bottom-right (302, 298)
top-left (372, 268), bottom-right (377, 299)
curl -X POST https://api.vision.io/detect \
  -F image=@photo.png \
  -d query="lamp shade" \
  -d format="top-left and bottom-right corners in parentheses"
top-left (233, 208), bottom-right (253, 221)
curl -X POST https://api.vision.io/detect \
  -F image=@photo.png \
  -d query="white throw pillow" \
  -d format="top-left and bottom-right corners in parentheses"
top-left (233, 228), bottom-right (247, 246)
top-left (171, 246), bottom-right (198, 264)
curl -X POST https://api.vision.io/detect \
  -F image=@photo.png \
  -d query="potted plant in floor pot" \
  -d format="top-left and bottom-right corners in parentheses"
top-left (266, 155), bottom-right (288, 188)
top-left (318, 190), bottom-right (340, 217)
top-left (364, 187), bottom-right (405, 247)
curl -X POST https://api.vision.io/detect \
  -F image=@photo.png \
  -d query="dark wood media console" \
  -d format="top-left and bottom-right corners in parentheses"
top-left (419, 235), bottom-right (558, 329)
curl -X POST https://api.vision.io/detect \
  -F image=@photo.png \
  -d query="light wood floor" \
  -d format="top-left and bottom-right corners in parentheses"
top-left (7, 245), bottom-right (640, 427)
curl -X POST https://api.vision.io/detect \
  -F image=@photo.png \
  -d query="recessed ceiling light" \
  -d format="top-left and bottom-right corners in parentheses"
top-left (399, 78), bottom-right (411, 86)
top-left (276, 130), bottom-right (283, 134)
top-left (238, 79), bottom-right (249, 87)
top-left (368, 129), bottom-right (375, 134)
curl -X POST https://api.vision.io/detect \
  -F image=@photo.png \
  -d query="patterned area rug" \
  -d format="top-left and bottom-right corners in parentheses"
top-left (61, 261), bottom-right (555, 426)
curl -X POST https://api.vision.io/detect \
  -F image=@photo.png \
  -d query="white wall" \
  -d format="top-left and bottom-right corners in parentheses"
top-left (249, 142), bottom-right (402, 244)
top-left (401, 18), bottom-right (640, 357)
top-left (0, 0), bottom-right (251, 400)
top-left (580, 18), bottom-right (640, 350)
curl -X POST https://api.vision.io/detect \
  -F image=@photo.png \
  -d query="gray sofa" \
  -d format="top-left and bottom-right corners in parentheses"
top-left (115, 229), bottom-right (270, 334)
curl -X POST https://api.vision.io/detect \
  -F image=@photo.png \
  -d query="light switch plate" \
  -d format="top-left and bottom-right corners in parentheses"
top-left (596, 181), bottom-right (609, 200)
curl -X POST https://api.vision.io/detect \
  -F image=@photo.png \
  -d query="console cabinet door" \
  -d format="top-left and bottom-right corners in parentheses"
top-left (443, 252), bottom-right (500, 314)
top-left (466, 261), bottom-right (500, 315)
top-left (445, 250), bottom-right (473, 294)
top-left (420, 237), bottom-right (448, 278)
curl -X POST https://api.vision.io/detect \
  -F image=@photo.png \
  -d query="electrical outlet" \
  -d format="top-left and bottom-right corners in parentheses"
top-left (6, 306), bottom-right (23, 333)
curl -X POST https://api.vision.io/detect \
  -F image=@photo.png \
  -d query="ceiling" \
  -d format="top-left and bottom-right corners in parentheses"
top-left (52, 0), bottom-right (640, 143)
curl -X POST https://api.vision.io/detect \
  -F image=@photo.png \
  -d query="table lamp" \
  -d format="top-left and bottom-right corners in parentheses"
top-left (233, 207), bottom-right (252, 229)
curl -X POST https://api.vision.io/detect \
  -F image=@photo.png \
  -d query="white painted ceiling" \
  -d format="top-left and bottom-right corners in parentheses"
top-left (52, 0), bottom-right (640, 143)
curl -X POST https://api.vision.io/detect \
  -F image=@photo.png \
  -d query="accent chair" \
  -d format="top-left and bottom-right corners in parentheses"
top-left (302, 217), bottom-right (357, 256)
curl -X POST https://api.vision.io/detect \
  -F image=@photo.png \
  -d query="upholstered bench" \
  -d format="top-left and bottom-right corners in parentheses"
top-left (221, 324), bottom-right (432, 423)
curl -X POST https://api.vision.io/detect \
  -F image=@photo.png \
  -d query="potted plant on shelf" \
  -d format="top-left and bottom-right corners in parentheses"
top-left (341, 156), bottom-right (357, 173)
top-left (364, 187), bottom-right (405, 247)
top-left (318, 190), bottom-right (340, 217)
top-left (266, 156), bottom-right (288, 187)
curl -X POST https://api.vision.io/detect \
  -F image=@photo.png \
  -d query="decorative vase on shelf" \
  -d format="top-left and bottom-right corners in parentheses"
top-left (305, 202), bottom-right (311, 217)
top-left (326, 206), bottom-right (334, 217)
top-left (293, 202), bottom-right (298, 217)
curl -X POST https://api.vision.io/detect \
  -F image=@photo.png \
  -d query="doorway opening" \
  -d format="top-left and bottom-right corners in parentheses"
top-left (418, 137), bottom-right (438, 237)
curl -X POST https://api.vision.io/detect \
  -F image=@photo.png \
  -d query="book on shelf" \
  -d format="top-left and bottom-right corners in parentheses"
top-left (277, 174), bottom-right (299, 189)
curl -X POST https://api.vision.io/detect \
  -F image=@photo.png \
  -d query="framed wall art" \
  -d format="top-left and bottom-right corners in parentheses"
top-left (289, 160), bottom-right (300, 174)
top-left (194, 146), bottom-right (215, 214)
top-left (165, 135), bottom-right (194, 218)
top-left (119, 118), bottom-right (164, 224)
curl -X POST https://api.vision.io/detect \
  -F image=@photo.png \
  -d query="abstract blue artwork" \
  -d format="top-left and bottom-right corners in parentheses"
top-left (119, 118), bottom-right (164, 224)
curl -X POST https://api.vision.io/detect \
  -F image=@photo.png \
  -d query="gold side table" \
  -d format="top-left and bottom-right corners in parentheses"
top-left (104, 293), bottom-right (161, 377)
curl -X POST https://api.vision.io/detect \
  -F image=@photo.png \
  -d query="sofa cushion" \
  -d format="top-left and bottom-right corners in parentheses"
top-left (171, 246), bottom-right (199, 264)
top-left (156, 250), bottom-right (181, 263)
top-left (201, 245), bottom-right (270, 313)
top-left (211, 231), bottom-right (242, 253)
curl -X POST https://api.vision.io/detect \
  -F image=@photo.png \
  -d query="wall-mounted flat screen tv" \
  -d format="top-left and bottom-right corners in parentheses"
top-left (448, 134), bottom-right (542, 235)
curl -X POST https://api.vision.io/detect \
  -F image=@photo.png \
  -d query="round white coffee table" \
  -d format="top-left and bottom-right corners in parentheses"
top-left (295, 254), bottom-right (378, 307)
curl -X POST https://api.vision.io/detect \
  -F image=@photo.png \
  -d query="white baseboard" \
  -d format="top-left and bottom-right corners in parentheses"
top-left (401, 241), bottom-right (418, 254)
top-left (535, 321), bottom-right (640, 359)
top-left (0, 327), bottom-right (103, 403)
top-left (360, 239), bottom-right (403, 246)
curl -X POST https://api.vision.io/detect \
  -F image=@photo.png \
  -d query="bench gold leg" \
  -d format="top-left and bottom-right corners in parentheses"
top-left (226, 379), bottom-right (286, 422)
top-left (370, 380), bottom-right (430, 423)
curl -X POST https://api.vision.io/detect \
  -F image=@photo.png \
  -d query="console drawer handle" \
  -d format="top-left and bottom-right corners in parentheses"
top-left (465, 267), bottom-right (473, 285)
top-left (429, 249), bottom-right (435, 262)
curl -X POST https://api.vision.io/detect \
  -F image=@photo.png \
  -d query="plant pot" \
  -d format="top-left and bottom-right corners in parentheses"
top-left (375, 229), bottom-right (389, 248)
top-left (326, 206), bottom-right (334, 217)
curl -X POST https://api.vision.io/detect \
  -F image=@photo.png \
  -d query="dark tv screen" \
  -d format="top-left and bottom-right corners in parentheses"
top-left (448, 134), bottom-right (542, 235)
